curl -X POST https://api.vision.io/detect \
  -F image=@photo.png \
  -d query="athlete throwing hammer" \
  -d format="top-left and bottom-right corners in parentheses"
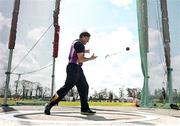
top-left (44, 31), bottom-right (97, 115)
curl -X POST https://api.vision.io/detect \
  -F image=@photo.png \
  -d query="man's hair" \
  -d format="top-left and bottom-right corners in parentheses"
top-left (79, 31), bottom-right (91, 38)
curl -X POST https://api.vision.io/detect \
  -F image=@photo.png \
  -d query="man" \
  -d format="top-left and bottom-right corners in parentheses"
top-left (44, 31), bottom-right (97, 115)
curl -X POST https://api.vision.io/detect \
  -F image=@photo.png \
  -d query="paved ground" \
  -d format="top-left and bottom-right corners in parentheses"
top-left (0, 106), bottom-right (180, 126)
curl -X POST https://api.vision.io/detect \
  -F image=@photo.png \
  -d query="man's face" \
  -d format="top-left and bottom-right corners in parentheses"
top-left (81, 36), bottom-right (90, 45)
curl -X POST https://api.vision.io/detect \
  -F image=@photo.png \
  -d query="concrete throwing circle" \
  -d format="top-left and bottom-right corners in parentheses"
top-left (0, 110), bottom-right (159, 126)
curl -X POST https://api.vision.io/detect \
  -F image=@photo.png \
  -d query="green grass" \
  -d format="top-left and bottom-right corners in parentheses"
top-left (0, 98), bottom-right (136, 106)
top-left (0, 98), bottom-right (46, 106)
top-left (59, 101), bottom-right (135, 106)
top-left (88, 101), bottom-right (135, 106)
top-left (0, 98), bottom-right (16, 106)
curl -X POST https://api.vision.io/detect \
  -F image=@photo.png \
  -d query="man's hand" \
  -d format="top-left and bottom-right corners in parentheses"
top-left (90, 53), bottom-right (97, 60)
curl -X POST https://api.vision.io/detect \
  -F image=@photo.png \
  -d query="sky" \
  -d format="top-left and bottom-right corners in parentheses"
top-left (0, 0), bottom-right (144, 96)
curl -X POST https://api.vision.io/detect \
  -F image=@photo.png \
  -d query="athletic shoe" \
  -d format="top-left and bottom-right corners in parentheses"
top-left (170, 104), bottom-right (179, 110)
top-left (44, 94), bottom-right (60, 115)
top-left (44, 103), bottom-right (51, 115)
top-left (81, 109), bottom-right (96, 115)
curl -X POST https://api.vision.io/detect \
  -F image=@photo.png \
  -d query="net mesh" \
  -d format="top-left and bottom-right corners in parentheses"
top-left (137, 0), bottom-right (180, 107)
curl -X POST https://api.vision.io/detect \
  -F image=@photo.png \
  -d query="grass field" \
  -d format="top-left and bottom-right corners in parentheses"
top-left (60, 101), bottom-right (136, 107)
top-left (0, 98), bottom-right (136, 106)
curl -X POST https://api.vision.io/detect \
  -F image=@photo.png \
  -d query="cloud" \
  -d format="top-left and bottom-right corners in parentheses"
top-left (171, 55), bottom-right (180, 89)
top-left (12, 44), bottom-right (39, 73)
top-left (109, 0), bottom-right (133, 10)
top-left (148, 28), bottom-right (163, 49)
top-left (0, 42), bottom-right (8, 65)
top-left (88, 26), bottom-right (136, 57)
top-left (0, 42), bottom-right (8, 86)
top-left (0, 12), bottom-right (11, 30)
top-left (27, 27), bottom-right (47, 42)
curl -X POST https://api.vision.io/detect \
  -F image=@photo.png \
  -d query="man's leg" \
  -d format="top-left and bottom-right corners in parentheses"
top-left (76, 71), bottom-right (96, 115)
top-left (44, 65), bottom-right (77, 115)
top-left (44, 82), bottom-right (75, 115)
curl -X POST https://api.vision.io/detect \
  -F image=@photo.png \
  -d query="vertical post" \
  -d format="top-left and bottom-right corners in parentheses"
top-left (51, 56), bottom-right (55, 97)
top-left (3, 0), bottom-right (20, 105)
top-left (51, 0), bottom-right (61, 97)
top-left (160, 0), bottom-right (173, 104)
top-left (3, 49), bottom-right (13, 105)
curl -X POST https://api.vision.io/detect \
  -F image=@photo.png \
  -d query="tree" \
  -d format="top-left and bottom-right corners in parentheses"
top-left (98, 88), bottom-right (108, 100)
top-left (108, 91), bottom-right (113, 102)
top-left (127, 88), bottom-right (134, 97)
top-left (35, 82), bottom-right (42, 98)
top-left (119, 88), bottom-right (124, 99)
top-left (126, 88), bottom-right (141, 98)
top-left (0, 82), bottom-right (5, 97)
top-left (153, 88), bottom-right (165, 102)
top-left (42, 87), bottom-right (50, 98)
top-left (92, 90), bottom-right (98, 100)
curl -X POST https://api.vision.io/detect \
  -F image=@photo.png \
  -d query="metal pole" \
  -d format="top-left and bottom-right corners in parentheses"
top-left (3, 49), bottom-right (13, 105)
top-left (3, 0), bottom-right (21, 106)
top-left (51, 57), bottom-right (55, 97)
top-left (51, 0), bottom-right (61, 97)
top-left (160, 0), bottom-right (173, 104)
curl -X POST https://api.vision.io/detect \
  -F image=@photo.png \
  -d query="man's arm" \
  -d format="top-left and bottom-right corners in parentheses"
top-left (85, 49), bottom-right (90, 53)
top-left (77, 53), bottom-right (97, 63)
